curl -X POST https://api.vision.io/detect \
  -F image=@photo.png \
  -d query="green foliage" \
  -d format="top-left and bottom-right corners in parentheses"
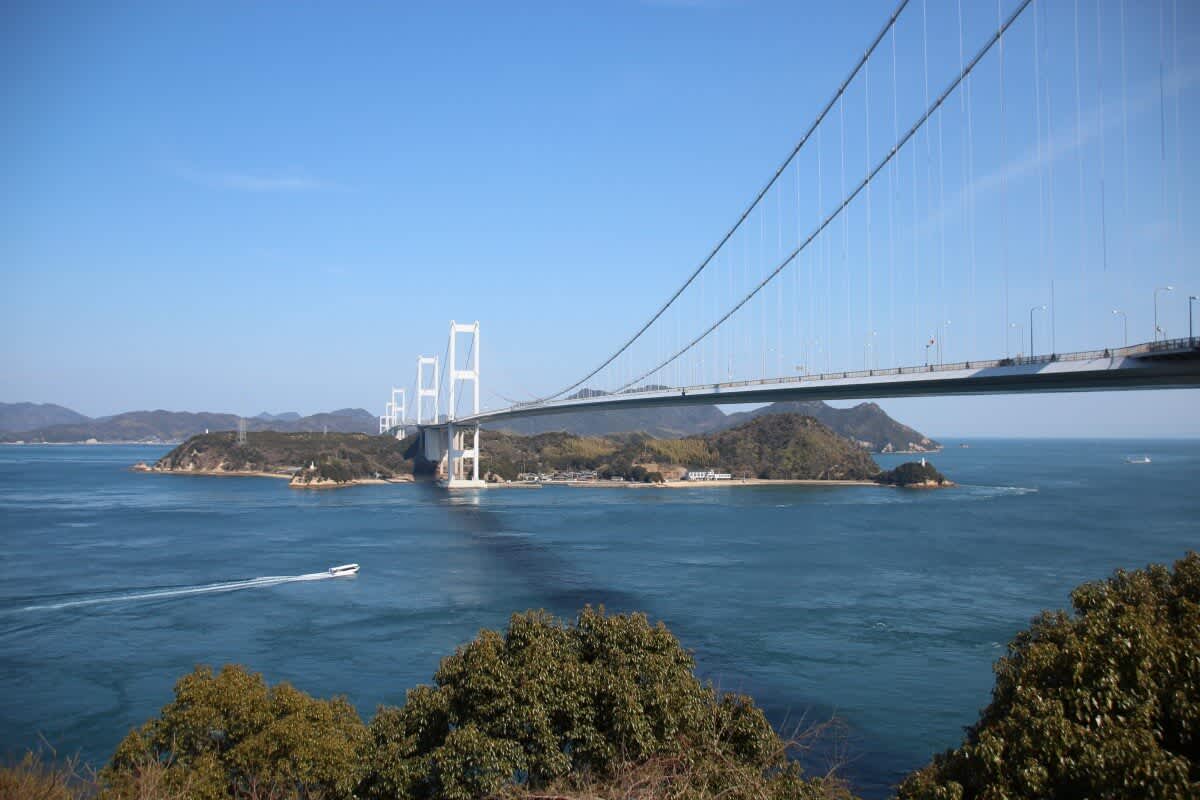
top-left (94, 610), bottom-right (845, 800)
top-left (703, 414), bottom-right (880, 480)
top-left (361, 607), bottom-right (838, 799)
top-left (315, 458), bottom-right (354, 483)
top-left (101, 665), bottom-right (368, 800)
top-left (875, 461), bottom-right (949, 487)
top-left (898, 552), bottom-right (1200, 800)
top-left (479, 413), bottom-right (881, 482)
top-left (479, 431), bottom-right (620, 479)
top-left (157, 431), bottom-right (415, 481)
top-left (641, 437), bottom-right (719, 468)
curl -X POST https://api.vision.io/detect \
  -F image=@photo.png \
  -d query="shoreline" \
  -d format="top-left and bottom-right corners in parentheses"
top-left (133, 465), bottom-right (292, 480)
top-left (135, 467), bottom-right (946, 491)
top-left (132, 465), bottom-right (413, 487)
top-left (493, 478), bottom-right (881, 489)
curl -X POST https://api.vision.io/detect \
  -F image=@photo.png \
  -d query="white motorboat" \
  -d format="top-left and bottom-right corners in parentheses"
top-left (328, 564), bottom-right (360, 577)
top-left (1124, 455), bottom-right (1151, 464)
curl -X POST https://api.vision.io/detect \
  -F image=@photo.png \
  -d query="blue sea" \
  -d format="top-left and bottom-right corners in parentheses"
top-left (1, 440), bottom-right (1196, 797)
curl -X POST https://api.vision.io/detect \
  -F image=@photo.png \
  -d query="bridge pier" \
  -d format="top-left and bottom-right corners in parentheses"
top-left (445, 421), bottom-right (484, 487)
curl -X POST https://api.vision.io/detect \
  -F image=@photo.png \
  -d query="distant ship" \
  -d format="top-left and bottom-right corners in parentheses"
top-left (1124, 455), bottom-right (1151, 464)
top-left (328, 564), bottom-right (359, 577)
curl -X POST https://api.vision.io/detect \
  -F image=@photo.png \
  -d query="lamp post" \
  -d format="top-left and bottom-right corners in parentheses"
top-left (1112, 309), bottom-right (1127, 347)
top-left (865, 330), bottom-right (877, 370)
top-left (940, 320), bottom-right (951, 364)
top-left (924, 335), bottom-right (934, 367)
top-left (1189, 296), bottom-right (1198, 342)
top-left (1030, 305), bottom-right (1046, 358)
top-left (1009, 322), bottom-right (1023, 360)
top-left (1154, 286), bottom-right (1174, 341)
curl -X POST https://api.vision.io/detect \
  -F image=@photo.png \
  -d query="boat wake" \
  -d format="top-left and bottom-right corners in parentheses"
top-left (14, 572), bottom-right (336, 613)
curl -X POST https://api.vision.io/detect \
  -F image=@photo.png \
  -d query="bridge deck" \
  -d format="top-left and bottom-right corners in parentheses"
top-left (454, 339), bottom-right (1200, 426)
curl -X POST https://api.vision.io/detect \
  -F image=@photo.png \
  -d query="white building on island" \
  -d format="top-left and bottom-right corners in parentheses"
top-left (686, 469), bottom-right (732, 481)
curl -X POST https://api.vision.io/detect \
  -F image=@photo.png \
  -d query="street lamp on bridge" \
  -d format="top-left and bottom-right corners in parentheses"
top-left (1112, 309), bottom-right (1128, 347)
top-left (1154, 286), bottom-right (1174, 341)
top-left (1190, 296), bottom-right (1198, 342)
top-left (1030, 305), bottom-right (1046, 358)
top-left (1009, 322), bottom-right (1024, 360)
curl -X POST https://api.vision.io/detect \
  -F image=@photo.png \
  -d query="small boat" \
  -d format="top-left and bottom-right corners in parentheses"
top-left (1124, 455), bottom-right (1151, 464)
top-left (328, 564), bottom-right (359, 577)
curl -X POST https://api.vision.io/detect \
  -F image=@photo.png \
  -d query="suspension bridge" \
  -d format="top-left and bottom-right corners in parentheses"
top-left (378, 0), bottom-right (1199, 486)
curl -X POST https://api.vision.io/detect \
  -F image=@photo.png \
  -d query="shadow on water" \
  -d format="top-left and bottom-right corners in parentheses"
top-left (415, 482), bottom-right (907, 799)
top-left (414, 482), bottom-right (645, 614)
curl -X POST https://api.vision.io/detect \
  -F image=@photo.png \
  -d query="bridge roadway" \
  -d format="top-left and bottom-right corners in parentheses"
top-left (455, 338), bottom-right (1200, 426)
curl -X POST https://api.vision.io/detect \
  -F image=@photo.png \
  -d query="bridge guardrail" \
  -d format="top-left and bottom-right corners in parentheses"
top-left (478, 338), bottom-right (1197, 419)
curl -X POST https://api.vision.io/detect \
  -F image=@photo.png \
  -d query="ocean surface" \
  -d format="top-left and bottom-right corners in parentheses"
top-left (1, 440), bottom-right (1196, 796)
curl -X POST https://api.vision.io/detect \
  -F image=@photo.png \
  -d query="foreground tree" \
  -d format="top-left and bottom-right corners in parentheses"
top-left (898, 552), bottom-right (1200, 800)
top-left (361, 606), bottom-right (850, 800)
top-left (99, 608), bottom-right (850, 800)
top-left (101, 665), bottom-right (368, 800)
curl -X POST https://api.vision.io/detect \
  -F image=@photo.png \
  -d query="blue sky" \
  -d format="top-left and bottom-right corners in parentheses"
top-left (2, 0), bottom-right (1197, 437)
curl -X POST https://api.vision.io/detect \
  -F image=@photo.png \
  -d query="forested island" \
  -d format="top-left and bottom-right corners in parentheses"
top-left (139, 413), bottom-right (952, 489)
top-left (137, 431), bottom-right (415, 488)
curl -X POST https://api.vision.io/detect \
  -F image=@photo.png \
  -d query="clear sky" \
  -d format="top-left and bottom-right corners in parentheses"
top-left (2, 0), bottom-right (1197, 437)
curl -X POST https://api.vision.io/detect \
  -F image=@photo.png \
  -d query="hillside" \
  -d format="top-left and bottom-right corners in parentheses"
top-left (702, 413), bottom-right (882, 479)
top-left (720, 400), bottom-right (939, 452)
top-left (142, 414), bottom-right (890, 485)
top-left (0, 402), bottom-right (90, 432)
top-left (479, 412), bottom-right (881, 481)
top-left (1, 407), bottom-right (377, 443)
top-left (494, 395), bottom-right (937, 452)
top-left (148, 431), bottom-right (415, 484)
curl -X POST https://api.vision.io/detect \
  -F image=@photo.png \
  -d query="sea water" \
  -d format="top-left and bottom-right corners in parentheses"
top-left (1, 440), bottom-right (1196, 797)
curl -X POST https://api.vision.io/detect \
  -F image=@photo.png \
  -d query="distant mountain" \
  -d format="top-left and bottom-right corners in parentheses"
top-left (718, 400), bottom-right (939, 453)
top-left (278, 409), bottom-right (376, 434)
top-left (0, 408), bottom-right (378, 443)
top-left (255, 411), bottom-right (302, 422)
top-left (0, 402), bottom-right (90, 432)
top-left (0, 394), bottom-right (936, 453)
top-left (494, 395), bottom-right (937, 453)
top-left (326, 408), bottom-right (371, 419)
top-left (498, 402), bottom-right (728, 439)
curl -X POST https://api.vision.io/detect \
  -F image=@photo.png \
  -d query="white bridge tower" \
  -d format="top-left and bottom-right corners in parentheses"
top-left (416, 356), bottom-right (439, 425)
top-left (390, 387), bottom-right (406, 438)
top-left (445, 320), bottom-right (484, 487)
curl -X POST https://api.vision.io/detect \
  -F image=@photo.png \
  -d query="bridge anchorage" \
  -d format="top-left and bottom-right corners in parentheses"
top-left (415, 320), bottom-right (486, 489)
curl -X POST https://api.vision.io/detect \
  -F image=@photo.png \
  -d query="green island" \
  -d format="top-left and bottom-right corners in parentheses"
top-left (6, 553), bottom-right (1198, 800)
top-left (137, 430), bottom-right (416, 488)
top-left (137, 413), bottom-right (953, 490)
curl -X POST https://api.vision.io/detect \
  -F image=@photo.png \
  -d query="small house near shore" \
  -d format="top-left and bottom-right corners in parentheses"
top-left (686, 469), bottom-right (732, 481)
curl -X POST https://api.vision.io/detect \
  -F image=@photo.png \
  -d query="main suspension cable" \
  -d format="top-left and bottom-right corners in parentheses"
top-left (616, 0), bottom-right (1036, 393)
top-left (542, 0), bottom-right (913, 402)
